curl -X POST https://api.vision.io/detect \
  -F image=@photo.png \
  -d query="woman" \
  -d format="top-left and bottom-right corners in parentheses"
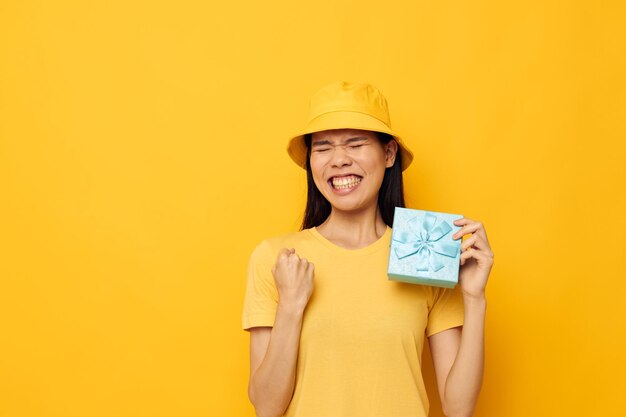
top-left (242, 81), bottom-right (494, 417)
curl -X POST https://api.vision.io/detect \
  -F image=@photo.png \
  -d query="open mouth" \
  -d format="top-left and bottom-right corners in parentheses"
top-left (328, 174), bottom-right (363, 190)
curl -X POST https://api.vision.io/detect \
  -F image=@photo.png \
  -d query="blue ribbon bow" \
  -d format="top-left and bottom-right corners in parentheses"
top-left (393, 212), bottom-right (458, 272)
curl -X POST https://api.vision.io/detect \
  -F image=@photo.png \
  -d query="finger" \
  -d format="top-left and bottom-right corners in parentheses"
top-left (276, 248), bottom-right (291, 262)
top-left (452, 220), bottom-right (481, 239)
top-left (459, 245), bottom-right (472, 265)
top-left (460, 247), bottom-right (477, 265)
top-left (453, 221), bottom-right (489, 243)
top-left (453, 223), bottom-right (480, 239)
top-left (461, 235), bottom-right (479, 251)
top-left (460, 233), bottom-right (489, 251)
top-left (460, 247), bottom-right (492, 265)
top-left (461, 235), bottom-right (493, 259)
top-left (275, 248), bottom-right (292, 265)
top-left (300, 258), bottom-right (313, 274)
top-left (471, 250), bottom-right (492, 268)
top-left (453, 217), bottom-right (474, 226)
top-left (468, 234), bottom-right (493, 255)
top-left (306, 261), bottom-right (315, 275)
top-left (277, 248), bottom-right (291, 257)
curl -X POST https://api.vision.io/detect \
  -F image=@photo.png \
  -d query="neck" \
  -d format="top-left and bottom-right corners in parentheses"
top-left (316, 203), bottom-right (388, 249)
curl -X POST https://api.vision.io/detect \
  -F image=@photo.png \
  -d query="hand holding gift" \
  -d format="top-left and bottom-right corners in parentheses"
top-left (388, 208), bottom-right (495, 292)
top-left (452, 218), bottom-right (494, 299)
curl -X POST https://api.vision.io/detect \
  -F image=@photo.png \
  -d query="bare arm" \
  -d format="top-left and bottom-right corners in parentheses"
top-left (429, 217), bottom-right (493, 417)
top-left (429, 296), bottom-right (486, 417)
top-left (248, 248), bottom-right (314, 417)
top-left (248, 305), bottom-right (305, 417)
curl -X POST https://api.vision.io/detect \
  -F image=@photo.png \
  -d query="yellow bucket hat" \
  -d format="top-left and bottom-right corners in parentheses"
top-left (287, 81), bottom-right (414, 171)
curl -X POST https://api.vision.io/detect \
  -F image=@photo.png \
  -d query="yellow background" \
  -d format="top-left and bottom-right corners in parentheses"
top-left (1, 1), bottom-right (625, 416)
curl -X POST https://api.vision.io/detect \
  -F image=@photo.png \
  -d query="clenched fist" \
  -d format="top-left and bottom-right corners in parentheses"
top-left (271, 248), bottom-right (315, 312)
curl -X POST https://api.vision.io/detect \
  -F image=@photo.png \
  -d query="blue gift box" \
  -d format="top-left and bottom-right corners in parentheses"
top-left (388, 207), bottom-right (463, 288)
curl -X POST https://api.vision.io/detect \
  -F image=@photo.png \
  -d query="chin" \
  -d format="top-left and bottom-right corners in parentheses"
top-left (325, 195), bottom-right (375, 214)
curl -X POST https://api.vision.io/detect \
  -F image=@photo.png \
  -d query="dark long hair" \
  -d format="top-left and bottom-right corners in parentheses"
top-left (300, 132), bottom-right (405, 230)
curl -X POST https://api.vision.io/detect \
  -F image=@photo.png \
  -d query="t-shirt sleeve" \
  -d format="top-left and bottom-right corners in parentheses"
top-left (242, 240), bottom-right (279, 331)
top-left (425, 284), bottom-right (465, 337)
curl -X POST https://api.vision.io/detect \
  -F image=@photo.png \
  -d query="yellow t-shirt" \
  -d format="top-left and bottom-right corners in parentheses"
top-left (242, 226), bottom-right (464, 417)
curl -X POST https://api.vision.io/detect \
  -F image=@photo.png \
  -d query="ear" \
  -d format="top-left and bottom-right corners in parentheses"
top-left (384, 140), bottom-right (399, 168)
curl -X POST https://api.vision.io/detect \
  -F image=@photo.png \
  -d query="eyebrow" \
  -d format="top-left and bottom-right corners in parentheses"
top-left (311, 136), bottom-right (370, 148)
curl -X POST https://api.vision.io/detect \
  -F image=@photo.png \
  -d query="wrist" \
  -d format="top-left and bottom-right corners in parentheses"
top-left (463, 292), bottom-right (487, 307)
top-left (277, 300), bottom-right (307, 317)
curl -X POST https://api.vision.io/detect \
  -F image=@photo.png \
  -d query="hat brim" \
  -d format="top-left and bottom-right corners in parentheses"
top-left (287, 111), bottom-right (414, 171)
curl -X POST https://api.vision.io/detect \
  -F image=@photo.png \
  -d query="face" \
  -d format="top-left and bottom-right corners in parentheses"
top-left (309, 129), bottom-right (398, 214)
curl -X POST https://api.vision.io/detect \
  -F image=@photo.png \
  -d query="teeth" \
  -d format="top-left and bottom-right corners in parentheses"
top-left (331, 175), bottom-right (362, 189)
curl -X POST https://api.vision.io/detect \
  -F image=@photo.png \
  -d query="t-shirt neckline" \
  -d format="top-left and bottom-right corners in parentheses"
top-left (308, 226), bottom-right (391, 256)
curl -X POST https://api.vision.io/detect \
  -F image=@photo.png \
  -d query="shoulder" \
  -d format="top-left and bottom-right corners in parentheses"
top-left (249, 229), bottom-right (315, 261)
top-left (427, 284), bottom-right (465, 311)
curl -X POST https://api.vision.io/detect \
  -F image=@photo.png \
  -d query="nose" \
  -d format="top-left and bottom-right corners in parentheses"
top-left (330, 146), bottom-right (352, 168)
